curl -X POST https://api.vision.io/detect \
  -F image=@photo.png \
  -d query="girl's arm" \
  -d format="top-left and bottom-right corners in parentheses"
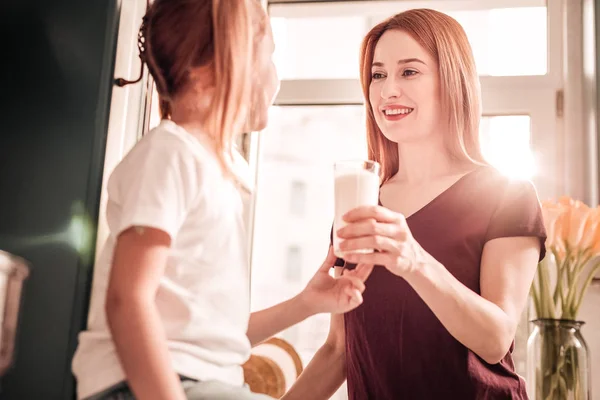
top-left (247, 294), bottom-right (313, 347)
top-left (106, 227), bottom-right (187, 400)
top-left (246, 249), bottom-right (370, 346)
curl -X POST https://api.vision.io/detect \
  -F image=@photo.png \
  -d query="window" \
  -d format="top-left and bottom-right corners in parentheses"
top-left (289, 180), bottom-right (307, 216)
top-left (251, 105), bottom-right (366, 400)
top-left (271, 1), bottom-right (549, 79)
top-left (271, 16), bottom-right (367, 80)
top-left (285, 245), bottom-right (303, 282)
top-left (451, 7), bottom-right (547, 76)
top-left (250, 106), bottom-right (367, 308)
top-left (480, 115), bottom-right (535, 180)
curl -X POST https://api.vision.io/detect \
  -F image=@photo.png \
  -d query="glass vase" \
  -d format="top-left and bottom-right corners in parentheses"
top-left (526, 319), bottom-right (591, 400)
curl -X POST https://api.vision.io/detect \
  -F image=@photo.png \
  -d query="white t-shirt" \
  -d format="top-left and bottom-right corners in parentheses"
top-left (72, 120), bottom-right (252, 399)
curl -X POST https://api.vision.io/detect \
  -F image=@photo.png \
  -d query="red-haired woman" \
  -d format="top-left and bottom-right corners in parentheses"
top-left (285, 9), bottom-right (546, 400)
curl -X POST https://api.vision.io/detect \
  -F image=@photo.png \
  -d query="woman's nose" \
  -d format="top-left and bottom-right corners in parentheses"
top-left (380, 76), bottom-right (402, 100)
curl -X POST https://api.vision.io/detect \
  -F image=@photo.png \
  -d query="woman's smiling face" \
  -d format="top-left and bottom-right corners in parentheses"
top-left (369, 30), bottom-right (443, 144)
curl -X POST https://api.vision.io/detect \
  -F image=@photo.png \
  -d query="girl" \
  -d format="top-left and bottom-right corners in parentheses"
top-left (283, 9), bottom-right (546, 400)
top-left (72, 1), bottom-right (369, 399)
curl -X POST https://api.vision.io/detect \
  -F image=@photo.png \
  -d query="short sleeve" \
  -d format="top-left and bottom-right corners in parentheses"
top-left (484, 180), bottom-right (547, 261)
top-left (110, 137), bottom-right (201, 239)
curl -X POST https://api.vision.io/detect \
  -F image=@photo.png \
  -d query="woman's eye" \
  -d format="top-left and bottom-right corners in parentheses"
top-left (372, 72), bottom-right (385, 80)
top-left (403, 69), bottom-right (418, 77)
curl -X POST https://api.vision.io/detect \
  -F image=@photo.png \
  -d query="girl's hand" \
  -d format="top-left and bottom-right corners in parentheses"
top-left (300, 246), bottom-right (374, 315)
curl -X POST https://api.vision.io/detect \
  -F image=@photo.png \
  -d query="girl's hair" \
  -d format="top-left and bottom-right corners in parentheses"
top-left (359, 9), bottom-right (487, 183)
top-left (121, 0), bottom-right (267, 174)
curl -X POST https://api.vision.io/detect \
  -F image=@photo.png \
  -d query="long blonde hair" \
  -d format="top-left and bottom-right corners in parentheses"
top-left (360, 9), bottom-right (487, 183)
top-left (141, 0), bottom-right (267, 174)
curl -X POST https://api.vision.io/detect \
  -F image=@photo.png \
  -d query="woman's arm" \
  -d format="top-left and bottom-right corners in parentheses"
top-left (282, 267), bottom-right (348, 400)
top-left (403, 236), bottom-right (540, 364)
top-left (346, 234), bottom-right (540, 365)
top-left (340, 205), bottom-right (541, 365)
top-left (106, 227), bottom-right (187, 400)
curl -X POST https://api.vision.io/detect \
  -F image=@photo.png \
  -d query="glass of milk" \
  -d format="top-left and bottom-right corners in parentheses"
top-left (333, 160), bottom-right (380, 258)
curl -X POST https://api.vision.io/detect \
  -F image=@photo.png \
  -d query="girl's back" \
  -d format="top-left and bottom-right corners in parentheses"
top-left (73, 119), bottom-right (252, 399)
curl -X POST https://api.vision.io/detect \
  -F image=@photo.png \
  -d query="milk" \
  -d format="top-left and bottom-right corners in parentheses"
top-left (333, 168), bottom-right (380, 258)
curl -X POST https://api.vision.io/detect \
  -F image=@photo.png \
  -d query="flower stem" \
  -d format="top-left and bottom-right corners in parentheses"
top-left (573, 261), bottom-right (600, 316)
top-left (532, 284), bottom-right (541, 317)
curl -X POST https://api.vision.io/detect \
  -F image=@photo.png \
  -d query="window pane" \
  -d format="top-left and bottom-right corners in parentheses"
top-left (448, 7), bottom-right (547, 76)
top-left (271, 16), bottom-right (366, 80)
top-left (271, 4), bottom-right (547, 79)
top-left (480, 115), bottom-right (536, 180)
top-left (251, 106), bottom-right (366, 400)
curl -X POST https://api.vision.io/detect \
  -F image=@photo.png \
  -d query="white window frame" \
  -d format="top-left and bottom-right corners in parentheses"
top-left (264, 0), bottom-right (569, 202)
top-left (563, 0), bottom-right (598, 205)
top-left (94, 0), bottom-right (152, 267)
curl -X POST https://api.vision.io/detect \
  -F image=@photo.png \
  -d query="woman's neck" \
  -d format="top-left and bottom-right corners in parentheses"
top-left (392, 136), bottom-right (472, 184)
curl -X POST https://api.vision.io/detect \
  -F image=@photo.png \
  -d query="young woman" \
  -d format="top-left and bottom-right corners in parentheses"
top-left (283, 9), bottom-right (546, 400)
top-left (71, 1), bottom-right (370, 399)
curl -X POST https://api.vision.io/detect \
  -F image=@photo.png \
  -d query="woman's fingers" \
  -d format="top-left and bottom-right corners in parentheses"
top-left (343, 251), bottom-right (392, 266)
top-left (339, 235), bottom-right (399, 254)
top-left (337, 220), bottom-right (404, 240)
top-left (343, 205), bottom-right (404, 224)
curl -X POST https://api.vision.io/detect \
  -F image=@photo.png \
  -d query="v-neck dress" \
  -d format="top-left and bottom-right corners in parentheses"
top-left (333, 166), bottom-right (546, 400)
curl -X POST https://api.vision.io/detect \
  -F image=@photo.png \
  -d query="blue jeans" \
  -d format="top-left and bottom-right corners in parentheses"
top-left (85, 379), bottom-right (275, 400)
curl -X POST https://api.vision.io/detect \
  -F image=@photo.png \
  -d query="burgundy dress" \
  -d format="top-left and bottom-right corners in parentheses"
top-left (333, 166), bottom-right (546, 400)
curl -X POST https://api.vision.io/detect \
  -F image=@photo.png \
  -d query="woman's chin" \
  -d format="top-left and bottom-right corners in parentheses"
top-left (249, 114), bottom-right (269, 133)
top-left (380, 129), bottom-right (428, 144)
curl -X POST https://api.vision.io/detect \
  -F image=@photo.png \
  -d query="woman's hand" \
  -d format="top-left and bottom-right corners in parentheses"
top-left (337, 205), bottom-right (435, 277)
top-left (300, 246), bottom-right (373, 315)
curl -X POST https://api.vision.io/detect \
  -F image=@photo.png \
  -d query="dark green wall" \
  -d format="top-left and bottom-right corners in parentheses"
top-left (0, 1), bottom-right (119, 398)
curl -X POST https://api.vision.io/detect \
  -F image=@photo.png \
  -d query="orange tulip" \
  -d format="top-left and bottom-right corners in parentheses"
top-left (535, 197), bottom-right (600, 321)
top-left (541, 200), bottom-right (566, 253)
top-left (549, 196), bottom-right (597, 254)
top-left (590, 207), bottom-right (600, 254)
